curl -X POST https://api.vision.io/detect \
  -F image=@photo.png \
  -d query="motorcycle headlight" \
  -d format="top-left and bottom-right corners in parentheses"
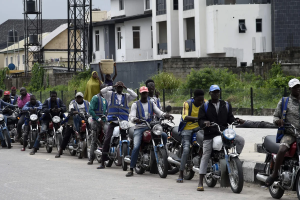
top-left (30, 114), bottom-right (38, 121)
top-left (0, 114), bottom-right (3, 121)
top-left (52, 116), bottom-right (61, 123)
top-left (223, 129), bottom-right (236, 140)
top-left (119, 120), bottom-right (130, 130)
top-left (152, 124), bottom-right (163, 136)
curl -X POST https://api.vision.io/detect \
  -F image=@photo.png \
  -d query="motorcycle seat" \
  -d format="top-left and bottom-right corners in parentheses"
top-left (263, 135), bottom-right (280, 154)
top-left (196, 130), bottom-right (204, 146)
top-left (128, 127), bottom-right (134, 139)
top-left (171, 127), bottom-right (182, 142)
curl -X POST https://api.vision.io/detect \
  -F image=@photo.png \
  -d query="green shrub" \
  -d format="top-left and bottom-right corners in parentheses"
top-left (151, 72), bottom-right (181, 91)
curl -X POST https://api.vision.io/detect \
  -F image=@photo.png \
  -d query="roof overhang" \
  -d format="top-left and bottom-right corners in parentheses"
top-left (92, 13), bottom-right (152, 26)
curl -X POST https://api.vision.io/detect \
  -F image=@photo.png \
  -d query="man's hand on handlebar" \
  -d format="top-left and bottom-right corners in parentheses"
top-left (204, 121), bottom-right (210, 127)
top-left (164, 114), bottom-right (174, 120)
top-left (134, 119), bottom-right (143, 124)
top-left (276, 119), bottom-right (284, 127)
top-left (235, 118), bottom-right (245, 125)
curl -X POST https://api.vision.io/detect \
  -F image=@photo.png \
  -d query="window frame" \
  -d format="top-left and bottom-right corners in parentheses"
top-left (156, 0), bottom-right (166, 15)
top-left (145, 0), bottom-right (150, 10)
top-left (119, 0), bottom-right (124, 11)
top-left (151, 26), bottom-right (153, 49)
top-left (239, 19), bottom-right (247, 33)
top-left (22, 54), bottom-right (25, 64)
top-left (132, 26), bottom-right (140, 49)
top-left (183, 0), bottom-right (194, 11)
top-left (174, 0), bottom-right (178, 10)
top-left (117, 27), bottom-right (122, 50)
top-left (256, 19), bottom-right (262, 32)
top-left (10, 56), bottom-right (13, 64)
top-left (95, 30), bottom-right (100, 51)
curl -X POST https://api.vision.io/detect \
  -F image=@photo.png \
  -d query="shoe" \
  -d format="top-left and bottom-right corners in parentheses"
top-left (87, 160), bottom-right (93, 165)
top-left (21, 147), bottom-right (25, 151)
top-left (30, 148), bottom-right (36, 155)
top-left (126, 171), bottom-right (134, 177)
top-left (55, 154), bottom-right (60, 158)
top-left (97, 165), bottom-right (105, 169)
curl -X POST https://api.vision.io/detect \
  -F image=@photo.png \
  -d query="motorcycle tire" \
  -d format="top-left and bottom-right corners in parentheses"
top-left (296, 171), bottom-right (300, 199)
top-left (3, 129), bottom-right (11, 148)
top-left (122, 143), bottom-right (128, 171)
top-left (46, 144), bottom-right (52, 153)
top-left (114, 146), bottom-right (122, 166)
top-left (269, 184), bottom-right (284, 199)
top-left (168, 163), bottom-right (179, 175)
top-left (56, 134), bottom-right (63, 152)
top-left (105, 159), bottom-right (113, 167)
top-left (69, 149), bottom-right (76, 156)
top-left (135, 165), bottom-right (145, 175)
top-left (157, 148), bottom-right (168, 178)
top-left (229, 157), bottom-right (244, 194)
top-left (29, 131), bottom-right (37, 149)
top-left (205, 175), bottom-right (218, 187)
top-left (183, 154), bottom-right (195, 180)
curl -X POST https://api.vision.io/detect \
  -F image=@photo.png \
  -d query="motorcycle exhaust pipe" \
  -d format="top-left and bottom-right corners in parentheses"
top-left (256, 174), bottom-right (268, 183)
top-left (192, 166), bottom-right (200, 173)
top-left (167, 156), bottom-right (181, 166)
top-left (124, 157), bottom-right (131, 164)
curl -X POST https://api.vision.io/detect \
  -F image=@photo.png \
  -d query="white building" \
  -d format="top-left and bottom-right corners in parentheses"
top-left (92, 0), bottom-right (272, 66)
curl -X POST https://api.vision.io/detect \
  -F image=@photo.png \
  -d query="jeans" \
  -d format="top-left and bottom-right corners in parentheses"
top-left (130, 127), bottom-right (168, 169)
top-left (73, 115), bottom-right (81, 133)
top-left (199, 134), bottom-right (245, 174)
top-left (179, 130), bottom-right (193, 171)
top-left (101, 122), bottom-right (118, 163)
top-left (60, 125), bottom-right (73, 151)
top-left (0, 116), bottom-right (8, 147)
top-left (17, 114), bottom-right (25, 138)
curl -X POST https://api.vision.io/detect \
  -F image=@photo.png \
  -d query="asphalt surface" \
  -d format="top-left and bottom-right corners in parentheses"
top-left (0, 142), bottom-right (297, 200)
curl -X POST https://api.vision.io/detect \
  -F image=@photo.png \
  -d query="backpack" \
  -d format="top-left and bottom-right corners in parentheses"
top-left (178, 99), bottom-right (194, 132)
top-left (276, 97), bottom-right (289, 143)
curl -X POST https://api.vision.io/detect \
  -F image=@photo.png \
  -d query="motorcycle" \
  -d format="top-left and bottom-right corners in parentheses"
top-left (86, 115), bottom-right (108, 163)
top-left (124, 117), bottom-right (169, 178)
top-left (256, 123), bottom-right (300, 199)
top-left (104, 116), bottom-right (132, 170)
top-left (167, 125), bottom-right (203, 179)
top-left (66, 111), bottom-right (90, 159)
top-left (194, 122), bottom-right (244, 194)
top-left (2, 106), bottom-right (19, 143)
top-left (0, 107), bottom-right (12, 148)
top-left (23, 110), bottom-right (40, 149)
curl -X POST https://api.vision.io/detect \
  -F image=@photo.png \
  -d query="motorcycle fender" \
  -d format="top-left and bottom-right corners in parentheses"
top-left (119, 140), bottom-right (130, 155)
top-left (228, 153), bottom-right (239, 158)
top-left (220, 159), bottom-right (231, 187)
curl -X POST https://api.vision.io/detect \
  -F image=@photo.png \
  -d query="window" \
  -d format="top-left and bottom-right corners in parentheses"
top-left (151, 26), bottom-right (153, 48)
top-left (145, 0), bottom-right (150, 10)
top-left (174, 0), bottom-right (178, 10)
top-left (239, 19), bottom-right (247, 33)
top-left (95, 30), bottom-right (100, 51)
top-left (22, 55), bottom-right (25, 64)
top-left (119, 0), bottom-right (124, 10)
top-left (256, 19), bottom-right (262, 32)
top-left (6, 57), bottom-right (8, 66)
top-left (17, 55), bottom-right (20, 65)
top-left (156, 0), bottom-right (166, 15)
top-left (10, 57), bottom-right (13, 64)
top-left (183, 0), bottom-right (194, 10)
top-left (240, 62), bottom-right (247, 67)
top-left (133, 27), bottom-right (140, 49)
top-left (117, 27), bottom-right (121, 49)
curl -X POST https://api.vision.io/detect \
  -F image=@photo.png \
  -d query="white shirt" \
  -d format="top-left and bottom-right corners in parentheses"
top-left (69, 101), bottom-right (89, 114)
top-left (101, 86), bottom-right (137, 106)
top-left (212, 101), bottom-right (220, 114)
top-left (130, 101), bottom-right (164, 129)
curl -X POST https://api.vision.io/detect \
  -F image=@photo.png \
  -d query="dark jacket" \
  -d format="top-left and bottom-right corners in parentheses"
top-left (198, 100), bottom-right (235, 140)
top-left (42, 98), bottom-right (66, 120)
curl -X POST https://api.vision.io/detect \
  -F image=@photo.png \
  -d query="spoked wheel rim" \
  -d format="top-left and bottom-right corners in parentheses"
top-left (205, 174), bottom-right (213, 184)
top-left (229, 160), bottom-right (239, 190)
top-left (270, 184), bottom-right (280, 194)
top-left (157, 151), bottom-right (165, 175)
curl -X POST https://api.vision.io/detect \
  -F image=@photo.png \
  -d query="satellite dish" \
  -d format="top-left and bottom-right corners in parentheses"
top-left (8, 63), bottom-right (15, 70)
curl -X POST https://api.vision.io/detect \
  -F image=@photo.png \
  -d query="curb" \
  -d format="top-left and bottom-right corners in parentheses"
top-left (242, 160), bottom-right (265, 183)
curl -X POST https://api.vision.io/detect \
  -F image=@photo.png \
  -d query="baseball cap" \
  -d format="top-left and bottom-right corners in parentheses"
top-left (4, 91), bottom-right (10, 96)
top-left (139, 86), bottom-right (149, 93)
top-left (75, 92), bottom-right (84, 97)
top-left (288, 78), bottom-right (300, 88)
top-left (209, 85), bottom-right (221, 92)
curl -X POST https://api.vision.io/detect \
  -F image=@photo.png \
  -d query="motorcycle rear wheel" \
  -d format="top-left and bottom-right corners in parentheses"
top-left (205, 175), bottom-right (218, 187)
top-left (269, 184), bottom-right (284, 199)
top-left (296, 171), bottom-right (300, 199)
top-left (229, 157), bottom-right (244, 193)
top-left (157, 148), bottom-right (168, 178)
top-left (46, 144), bottom-right (52, 153)
top-left (183, 154), bottom-right (195, 180)
top-left (69, 149), bottom-right (76, 156)
top-left (105, 159), bottom-right (113, 167)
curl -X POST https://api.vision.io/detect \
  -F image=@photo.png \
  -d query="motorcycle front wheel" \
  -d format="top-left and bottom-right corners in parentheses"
top-left (29, 131), bottom-right (37, 149)
top-left (229, 157), bottom-right (244, 193)
top-left (183, 154), bottom-right (195, 180)
top-left (56, 134), bottom-right (63, 152)
top-left (122, 143), bottom-right (128, 171)
top-left (3, 129), bottom-right (11, 148)
top-left (295, 171), bottom-right (300, 199)
top-left (269, 183), bottom-right (284, 199)
top-left (157, 148), bottom-right (168, 178)
top-left (114, 145), bottom-right (122, 166)
top-left (46, 144), bottom-right (52, 153)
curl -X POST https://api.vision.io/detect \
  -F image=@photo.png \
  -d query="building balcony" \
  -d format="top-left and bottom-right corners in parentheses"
top-left (158, 43), bottom-right (168, 55)
top-left (185, 39), bottom-right (195, 52)
top-left (206, 0), bottom-right (271, 6)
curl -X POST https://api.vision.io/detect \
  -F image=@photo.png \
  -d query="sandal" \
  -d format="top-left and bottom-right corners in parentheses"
top-left (265, 176), bottom-right (276, 187)
top-left (197, 187), bottom-right (204, 191)
top-left (97, 165), bottom-right (105, 169)
top-left (176, 178), bottom-right (183, 183)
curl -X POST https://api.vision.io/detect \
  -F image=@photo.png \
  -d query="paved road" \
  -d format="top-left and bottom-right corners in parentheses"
top-left (0, 143), bottom-right (297, 200)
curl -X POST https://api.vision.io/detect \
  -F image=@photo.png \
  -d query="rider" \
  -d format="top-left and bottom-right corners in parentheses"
top-left (30, 91), bottom-right (66, 155)
top-left (265, 78), bottom-right (300, 186)
top-left (145, 79), bottom-right (161, 110)
top-left (0, 96), bottom-right (15, 148)
top-left (176, 89), bottom-right (205, 183)
top-left (3, 91), bottom-right (13, 104)
top-left (87, 90), bottom-right (108, 164)
top-left (11, 87), bottom-right (18, 105)
top-left (97, 81), bottom-right (137, 169)
top-left (16, 87), bottom-right (31, 141)
top-left (55, 92), bottom-right (90, 158)
top-left (197, 85), bottom-right (245, 191)
top-left (21, 95), bottom-right (42, 151)
top-left (126, 86), bottom-right (173, 177)
top-left (100, 62), bottom-right (117, 86)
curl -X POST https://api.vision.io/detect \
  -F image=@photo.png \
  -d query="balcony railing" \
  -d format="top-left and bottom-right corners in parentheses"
top-left (206, 0), bottom-right (271, 6)
top-left (183, 0), bottom-right (194, 10)
top-left (185, 39), bottom-right (195, 52)
top-left (158, 43), bottom-right (168, 55)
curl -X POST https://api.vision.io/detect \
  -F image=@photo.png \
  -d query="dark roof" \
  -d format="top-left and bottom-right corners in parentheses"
top-left (93, 13), bottom-right (152, 26)
top-left (0, 19), bottom-right (68, 50)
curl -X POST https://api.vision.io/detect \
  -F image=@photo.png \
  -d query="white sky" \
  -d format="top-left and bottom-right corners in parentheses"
top-left (0, 0), bottom-right (111, 25)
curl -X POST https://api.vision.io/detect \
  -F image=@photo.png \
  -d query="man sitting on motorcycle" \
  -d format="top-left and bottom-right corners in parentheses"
top-left (87, 90), bottom-right (108, 164)
top-left (16, 87), bottom-right (31, 141)
top-left (197, 85), bottom-right (245, 191)
top-left (3, 91), bottom-right (13, 104)
top-left (97, 81), bottom-right (137, 169)
top-left (145, 79), bottom-right (161, 110)
top-left (126, 86), bottom-right (173, 177)
top-left (176, 89), bottom-right (205, 183)
top-left (11, 87), bottom-right (18, 105)
top-left (265, 78), bottom-right (300, 186)
top-left (30, 91), bottom-right (66, 155)
top-left (21, 95), bottom-right (42, 151)
top-left (55, 92), bottom-right (90, 158)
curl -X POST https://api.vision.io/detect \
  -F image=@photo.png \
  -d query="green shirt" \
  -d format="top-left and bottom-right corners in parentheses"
top-left (89, 94), bottom-right (107, 120)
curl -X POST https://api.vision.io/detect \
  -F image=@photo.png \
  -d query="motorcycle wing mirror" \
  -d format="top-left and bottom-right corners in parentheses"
top-left (166, 105), bottom-right (172, 113)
